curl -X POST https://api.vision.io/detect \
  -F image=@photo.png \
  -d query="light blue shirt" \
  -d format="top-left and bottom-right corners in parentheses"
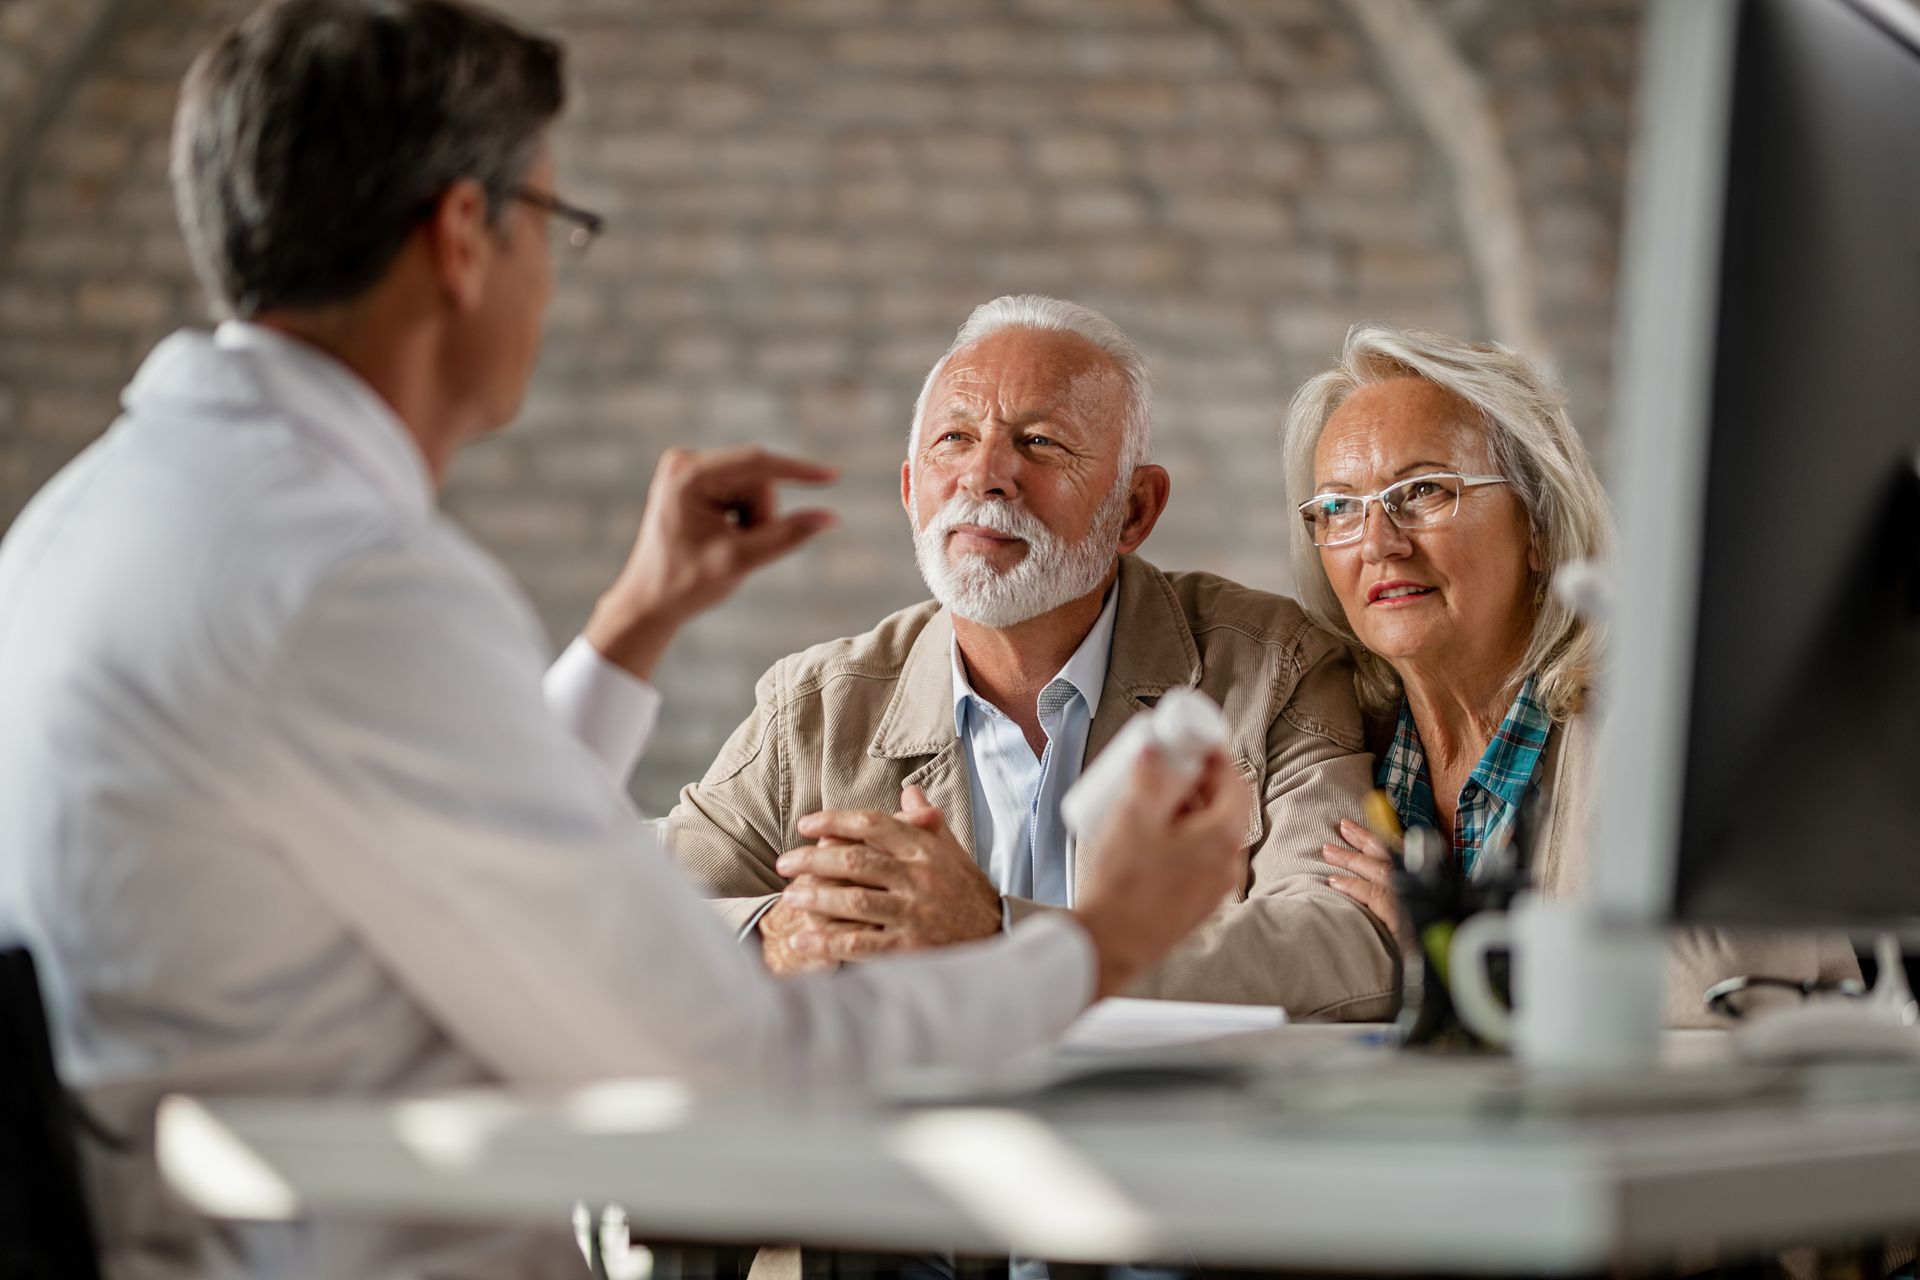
top-left (950, 586), bottom-right (1120, 912)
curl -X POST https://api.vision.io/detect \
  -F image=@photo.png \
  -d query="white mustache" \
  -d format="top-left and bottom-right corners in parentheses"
top-left (913, 485), bottom-right (1124, 628)
top-left (925, 497), bottom-right (1052, 545)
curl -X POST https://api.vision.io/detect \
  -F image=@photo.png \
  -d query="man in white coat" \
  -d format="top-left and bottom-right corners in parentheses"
top-left (0, 2), bottom-right (1250, 1276)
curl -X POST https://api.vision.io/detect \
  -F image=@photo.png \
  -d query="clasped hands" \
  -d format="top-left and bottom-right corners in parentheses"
top-left (761, 747), bottom-right (1253, 997)
top-left (760, 785), bottom-right (1001, 975)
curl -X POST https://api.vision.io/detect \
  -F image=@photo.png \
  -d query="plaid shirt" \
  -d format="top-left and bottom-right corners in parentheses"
top-left (1376, 674), bottom-right (1552, 878)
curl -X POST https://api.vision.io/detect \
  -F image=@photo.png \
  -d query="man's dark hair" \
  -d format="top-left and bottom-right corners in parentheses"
top-left (171, 0), bottom-right (564, 319)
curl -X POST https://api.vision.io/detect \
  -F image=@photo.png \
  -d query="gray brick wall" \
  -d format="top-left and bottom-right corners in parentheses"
top-left (0, 0), bottom-right (122, 178)
top-left (0, 0), bottom-right (1642, 812)
top-left (1436, 0), bottom-right (1640, 436)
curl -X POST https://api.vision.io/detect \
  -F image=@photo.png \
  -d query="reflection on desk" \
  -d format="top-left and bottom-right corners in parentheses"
top-left (156, 1025), bottom-right (1920, 1275)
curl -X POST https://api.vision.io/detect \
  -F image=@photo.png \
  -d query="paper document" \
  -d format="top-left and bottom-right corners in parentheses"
top-left (1063, 997), bottom-right (1287, 1052)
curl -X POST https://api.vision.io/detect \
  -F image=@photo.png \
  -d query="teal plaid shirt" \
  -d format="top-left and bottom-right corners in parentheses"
top-left (1376, 674), bottom-right (1552, 878)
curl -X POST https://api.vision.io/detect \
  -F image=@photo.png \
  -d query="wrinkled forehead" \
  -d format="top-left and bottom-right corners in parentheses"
top-left (926, 327), bottom-right (1129, 426)
top-left (1311, 377), bottom-right (1493, 488)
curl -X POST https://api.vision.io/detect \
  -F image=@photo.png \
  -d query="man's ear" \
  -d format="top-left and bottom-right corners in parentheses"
top-left (1116, 463), bottom-right (1172, 556)
top-left (421, 178), bottom-right (493, 312)
top-left (900, 458), bottom-right (914, 518)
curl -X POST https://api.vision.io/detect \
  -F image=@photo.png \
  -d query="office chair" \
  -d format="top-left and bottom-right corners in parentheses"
top-left (0, 945), bottom-right (106, 1280)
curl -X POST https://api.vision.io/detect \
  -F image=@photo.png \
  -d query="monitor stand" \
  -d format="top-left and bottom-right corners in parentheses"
top-left (1735, 935), bottom-right (1920, 1064)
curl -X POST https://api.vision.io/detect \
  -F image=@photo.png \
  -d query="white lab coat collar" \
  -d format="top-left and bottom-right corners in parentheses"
top-left (121, 323), bottom-right (434, 519)
top-left (214, 321), bottom-right (434, 517)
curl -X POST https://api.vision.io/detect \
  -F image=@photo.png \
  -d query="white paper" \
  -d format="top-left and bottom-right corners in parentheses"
top-left (1062, 997), bottom-right (1288, 1052)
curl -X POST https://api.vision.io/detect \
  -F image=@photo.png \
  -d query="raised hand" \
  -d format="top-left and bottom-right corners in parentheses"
top-left (586, 446), bottom-right (837, 679)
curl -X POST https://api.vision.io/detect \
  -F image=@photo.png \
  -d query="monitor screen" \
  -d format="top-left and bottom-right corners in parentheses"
top-left (1651, 0), bottom-right (1920, 926)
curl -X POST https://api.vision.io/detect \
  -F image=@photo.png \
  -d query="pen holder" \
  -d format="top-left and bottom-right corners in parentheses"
top-left (1391, 828), bottom-right (1475, 1049)
top-left (1392, 826), bottom-right (1525, 1051)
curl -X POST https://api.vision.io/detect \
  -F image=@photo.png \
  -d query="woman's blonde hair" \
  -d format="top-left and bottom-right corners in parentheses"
top-left (1280, 323), bottom-right (1615, 722)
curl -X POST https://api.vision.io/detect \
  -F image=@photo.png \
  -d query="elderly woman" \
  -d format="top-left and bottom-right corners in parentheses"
top-left (1280, 323), bottom-right (1855, 1028)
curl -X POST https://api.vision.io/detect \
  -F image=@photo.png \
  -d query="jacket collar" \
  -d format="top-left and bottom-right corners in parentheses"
top-left (1531, 709), bottom-right (1587, 896)
top-left (869, 554), bottom-right (1201, 762)
top-left (871, 606), bottom-right (959, 759)
top-left (1085, 554), bottom-right (1203, 763)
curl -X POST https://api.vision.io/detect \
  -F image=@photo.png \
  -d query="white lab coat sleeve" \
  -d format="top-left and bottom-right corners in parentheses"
top-left (256, 533), bottom-right (1094, 1095)
top-left (543, 635), bottom-right (660, 782)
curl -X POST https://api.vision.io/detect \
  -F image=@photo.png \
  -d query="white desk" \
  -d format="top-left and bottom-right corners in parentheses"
top-left (156, 1027), bottom-right (1920, 1274)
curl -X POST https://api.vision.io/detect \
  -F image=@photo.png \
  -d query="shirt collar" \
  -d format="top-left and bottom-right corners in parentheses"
top-left (1376, 674), bottom-right (1552, 827)
top-left (1467, 673), bottom-right (1554, 810)
top-left (213, 320), bottom-right (434, 517)
top-left (1376, 701), bottom-right (1436, 832)
top-left (950, 583), bottom-right (1121, 733)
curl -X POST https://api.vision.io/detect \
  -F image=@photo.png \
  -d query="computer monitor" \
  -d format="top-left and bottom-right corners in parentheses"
top-left (1596, 0), bottom-right (1920, 936)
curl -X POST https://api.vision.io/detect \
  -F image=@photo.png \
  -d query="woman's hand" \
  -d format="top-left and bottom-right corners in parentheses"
top-left (1324, 818), bottom-right (1409, 949)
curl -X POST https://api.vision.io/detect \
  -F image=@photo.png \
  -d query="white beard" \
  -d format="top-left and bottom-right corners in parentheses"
top-left (911, 482), bottom-right (1129, 628)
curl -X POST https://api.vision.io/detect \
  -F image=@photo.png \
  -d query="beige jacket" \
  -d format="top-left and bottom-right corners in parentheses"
top-left (668, 554), bottom-right (1399, 1019)
top-left (1525, 712), bottom-right (1859, 1028)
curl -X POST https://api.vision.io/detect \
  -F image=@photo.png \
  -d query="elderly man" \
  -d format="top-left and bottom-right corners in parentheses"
top-left (671, 296), bottom-right (1398, 1016)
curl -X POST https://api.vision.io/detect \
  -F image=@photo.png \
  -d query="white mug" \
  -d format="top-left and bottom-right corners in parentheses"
top-left (1450, 893), bottom-right (1665, 1071)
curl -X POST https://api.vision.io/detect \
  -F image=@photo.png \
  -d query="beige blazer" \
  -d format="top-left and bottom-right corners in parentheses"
top-left (668, 554), bottom-right (1400, 1019)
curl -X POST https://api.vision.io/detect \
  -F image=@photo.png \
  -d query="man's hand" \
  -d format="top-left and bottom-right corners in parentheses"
top-left (1071, 747), bottom-right (1251, 999)
top-left (757, 880), bottom-right (865, 977)
top-left (769, 786), bottom-right (1002, 965)
top-left (585, 446), bottom-right (837, 679)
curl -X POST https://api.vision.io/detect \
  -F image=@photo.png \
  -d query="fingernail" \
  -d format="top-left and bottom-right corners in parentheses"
top-left (784, 888), bottom-right (810, 908)
top-left (797, 815), bottom-right (820, 832)
top-left (775, 854), bottom-right (797, 874)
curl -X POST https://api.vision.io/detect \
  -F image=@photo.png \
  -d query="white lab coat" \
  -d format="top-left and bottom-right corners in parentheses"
top-left (0, 323), bottom-right (1093, 1280)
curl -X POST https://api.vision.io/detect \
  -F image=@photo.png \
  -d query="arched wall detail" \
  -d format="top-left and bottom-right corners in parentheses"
top-left (1342, 0), bottom-right (1549, 361)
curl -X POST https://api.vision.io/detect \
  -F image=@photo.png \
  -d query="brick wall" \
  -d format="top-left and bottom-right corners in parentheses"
top-left (0, 0), bottom-right (124, 183)
top-left (1436, 0), bottom-right (1640, 429)
top-left (0, 0), bottom-right (129, 503)
top-left (0, 0), bottom-right (1641, 811)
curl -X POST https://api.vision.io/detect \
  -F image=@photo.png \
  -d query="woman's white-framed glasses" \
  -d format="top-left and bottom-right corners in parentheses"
top-left (1297, 473), bottom-right (1509, 548)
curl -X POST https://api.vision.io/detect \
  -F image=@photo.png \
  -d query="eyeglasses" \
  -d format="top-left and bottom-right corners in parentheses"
top-left (1703, 973), bottom-right (1871, 1021)
top-left (1296, 472), bottom-right (1510, 548)
top-left (511, 186), bottom-right (604, 254)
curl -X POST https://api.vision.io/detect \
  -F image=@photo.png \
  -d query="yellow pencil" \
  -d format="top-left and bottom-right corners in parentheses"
top-left (1363, 788), bottom-right (1404, 844)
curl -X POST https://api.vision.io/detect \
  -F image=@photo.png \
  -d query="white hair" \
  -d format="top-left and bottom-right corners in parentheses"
top-left (1279, 322), bottom-right (1615, 723)
top-left (909, 294), bottom-right (1153, 474)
